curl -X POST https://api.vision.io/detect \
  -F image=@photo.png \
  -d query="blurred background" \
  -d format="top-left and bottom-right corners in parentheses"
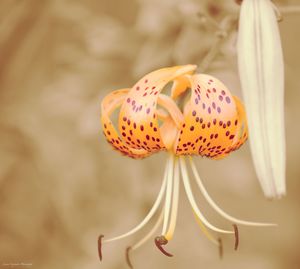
top-left (0, 0), bottom-right (299, 268)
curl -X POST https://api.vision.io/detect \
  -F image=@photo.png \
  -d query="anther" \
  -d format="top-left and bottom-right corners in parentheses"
top-left (218, 238), bottom-right (223, 259)
top-left (154, 236), bottom-right (173, 257)
top-left (233, 224), bottom-right (239, 250)
top-left (98, 234), bottom-right (104, 261)
top-left (125, 246), bottom-right (133, 269)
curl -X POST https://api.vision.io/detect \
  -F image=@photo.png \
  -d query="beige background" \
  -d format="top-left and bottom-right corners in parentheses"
top-left (0, 0), bottom-right (299, 269)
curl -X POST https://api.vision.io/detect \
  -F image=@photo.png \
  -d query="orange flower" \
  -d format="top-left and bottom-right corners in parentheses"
top-left (100, 65), bottom-right (275, 267)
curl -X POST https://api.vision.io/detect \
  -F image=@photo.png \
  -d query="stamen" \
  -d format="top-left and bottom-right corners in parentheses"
top-left (98, 234), bottom-right (104, 261)
top-left (188, 156), bottom-right (277, 227)
top-left (179, 157), bottom-right (234, 234)
top-left (154, 236), bottom-right (173, 257)
top-left (233, 224), bottom-right (239, 250)
top-left (125, 247), bottom-right (133, 269)
top-left (103, 158), bottom-right (169, 244)
top-left (218, 238), bottom-right (223, 259)
top-left (165, 157), bottom-right (180, 241)
top-left (132, 211), bottom-right (164, 251)
top-left (193, 211), bottom-right (219, 246)
top-left (162, 154), bottom-right (175, 235)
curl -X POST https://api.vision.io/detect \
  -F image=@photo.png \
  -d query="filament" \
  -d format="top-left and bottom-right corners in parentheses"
top-left (179, 157), bottom-right (233, 234)
top-left (165, 157), bottom-right (180, 241)
top-left (103, 158), bottom-right (169, 244)
top-left (125, 211), bottom-right (164, 269)
top-left (162, 154), bottom-right (175, 235)
top-left (193, 211), bottom-right (219, 246)
top-left (189, 156), bottom-right (277, 227)
top-left (131, 211), bottom-right (164, 251)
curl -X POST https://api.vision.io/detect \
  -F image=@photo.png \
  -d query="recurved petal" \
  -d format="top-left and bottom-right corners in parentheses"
top-left (118, 65), bottom-right (196, 154)
top-left (175, 74), bottom-right (247, 159)
top-left (237, 0), bottom-right (286, 198)
top-left (101, 89), bottom-right (150, 159)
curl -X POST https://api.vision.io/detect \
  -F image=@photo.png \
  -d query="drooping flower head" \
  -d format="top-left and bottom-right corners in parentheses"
top-left (102, 65), bottom-right (247, 159)
top-left (100, 65), bottom-right (275, 268)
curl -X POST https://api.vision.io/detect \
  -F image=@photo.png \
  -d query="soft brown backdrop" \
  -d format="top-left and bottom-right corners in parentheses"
top-left (0, 0), bottom-right (299, 269)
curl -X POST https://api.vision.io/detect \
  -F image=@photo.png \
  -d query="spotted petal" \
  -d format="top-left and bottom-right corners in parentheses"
top-left (101, 88), bottom-right (150, 159)
top-left (118, 65), bottom-right (196, 154)
top-left (175, 74), bottom-right (248, 159)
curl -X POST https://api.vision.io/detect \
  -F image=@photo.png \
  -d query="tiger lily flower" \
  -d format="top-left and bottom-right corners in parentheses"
top-left (99, 65), bottom-right (275, 267)
top-left (237, 0), bottom-right (286, 199)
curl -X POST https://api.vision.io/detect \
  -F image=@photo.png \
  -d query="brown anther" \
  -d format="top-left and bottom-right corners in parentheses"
top-left (218, 238), bottom-right (223, 259)
top-left (154, 236), bottom-right (173, 257)
top-left (98, 234), bottom-right (104, 261)
top-left (235, 0), bottom-right (243, 5)
top-left (233, 224), bottom-right (239, 250)
top-left (125, 246), bottom-right (133, 269)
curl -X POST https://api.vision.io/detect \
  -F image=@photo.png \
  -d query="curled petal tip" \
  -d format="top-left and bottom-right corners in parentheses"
top-left (154, 236), bottom-right (173, 257)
